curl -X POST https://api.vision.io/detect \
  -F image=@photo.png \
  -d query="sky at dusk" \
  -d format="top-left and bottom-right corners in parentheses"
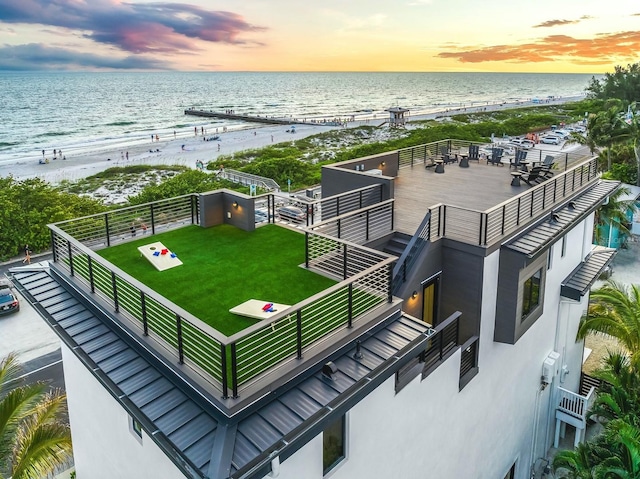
top-left (1, 0), bottom-right (639, 72)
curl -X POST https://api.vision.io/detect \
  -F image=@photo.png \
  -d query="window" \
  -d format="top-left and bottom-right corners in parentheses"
top-left (323, 415), bottom-right (345, 475)
top-left (561, 234), bottom-right (567, 257)
top-left (522, 269), bottom-right (542, 321)
top-left (129, 416), bottom-right (143, 443)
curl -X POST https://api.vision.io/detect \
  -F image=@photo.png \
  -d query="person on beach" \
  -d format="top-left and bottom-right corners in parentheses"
top-left (174, 130), bottom-right (176, 139)
top-left (194, 127), bottom-right (197, 136)
top-left (155, 134), bottom-right (159, 142)
top-left (141, 223), bottom-right (148, 234)
top-left (121, 151), bottom-right (124, 161)
top-left (151, 134), bottom-right (154, 142)
top-left (126, 151), bottom-right (129, 160)
top-left (42, 149), bottom-right (45, 158)
top-left (130, 222), bottom-right (136, 237)
top-left (22, 244), bottom-right (31, 264)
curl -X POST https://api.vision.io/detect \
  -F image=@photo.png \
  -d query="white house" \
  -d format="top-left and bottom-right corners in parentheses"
top-left (10, 139), bottom-right (618, 479)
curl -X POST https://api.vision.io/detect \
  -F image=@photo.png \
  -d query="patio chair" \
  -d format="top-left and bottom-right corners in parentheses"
top-left (521, 166), bottom-right (549, 186)
top-left (468, 144), bottom-right (480, 162)
top-left (510, 149), bottom-right (528, 170)
top-left (488, 147), bottom-right (504, 166)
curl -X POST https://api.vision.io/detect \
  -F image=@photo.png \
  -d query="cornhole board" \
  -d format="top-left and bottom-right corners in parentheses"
top-left (137, 242), bottom-right (183, 272)
top-left (229, 299), bottom-right (291, 320)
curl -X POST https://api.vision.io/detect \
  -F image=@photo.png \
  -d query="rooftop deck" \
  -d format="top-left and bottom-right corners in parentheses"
top-left (392, 142), bottom-right (598, 244)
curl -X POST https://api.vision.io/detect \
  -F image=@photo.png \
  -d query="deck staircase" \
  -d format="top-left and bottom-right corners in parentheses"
top-left (383, 232), bottom-right (412, 257)
top-left (554, 386), bottom-right (596, 448)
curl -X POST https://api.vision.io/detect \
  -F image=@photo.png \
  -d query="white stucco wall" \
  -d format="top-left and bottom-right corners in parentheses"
top-left (61, 343), bottom-right (188, 479)
top-left (270, 216), bottom-right (595, 479)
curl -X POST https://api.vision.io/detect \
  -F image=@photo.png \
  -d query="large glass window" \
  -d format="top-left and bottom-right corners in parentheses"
top-left (522, 269), bottom-right (542, 321)
top-left (323, 415), bottom-right (345, 475)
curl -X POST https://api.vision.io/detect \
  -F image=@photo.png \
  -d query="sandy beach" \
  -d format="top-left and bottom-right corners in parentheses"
top-left (0, 96), bottom-right (583, 185)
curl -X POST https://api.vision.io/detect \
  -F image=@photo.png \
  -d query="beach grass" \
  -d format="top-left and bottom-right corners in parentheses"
top-left (96, 224), bottom-right (336, 336)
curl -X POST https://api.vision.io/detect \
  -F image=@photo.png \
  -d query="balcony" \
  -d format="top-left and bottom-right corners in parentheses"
top-left (555, 386), bottom-right (596, 448)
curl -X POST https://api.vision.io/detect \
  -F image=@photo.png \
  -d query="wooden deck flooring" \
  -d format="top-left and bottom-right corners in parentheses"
top-left (393, 147), bottom-right (590, 235)
top-left (394, 160), bottom-right (519, 234)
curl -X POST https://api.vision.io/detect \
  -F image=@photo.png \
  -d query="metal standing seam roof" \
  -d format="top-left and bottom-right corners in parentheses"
top-left (506, 180), bottom-right (621, 257)
top-left (10, 266), bottom-right (432, 479)
top-left (561, 246), bottom-right (617, 301)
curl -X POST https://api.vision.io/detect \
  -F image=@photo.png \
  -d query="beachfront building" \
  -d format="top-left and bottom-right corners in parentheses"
top-left (10, 140), bottom-right (618, 479)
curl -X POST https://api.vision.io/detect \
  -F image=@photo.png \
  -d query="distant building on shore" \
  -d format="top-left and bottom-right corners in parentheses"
top-left (385, 106), bottom-right (410, 128)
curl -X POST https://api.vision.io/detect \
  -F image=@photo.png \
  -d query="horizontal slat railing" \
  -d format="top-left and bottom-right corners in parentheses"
top-left (422, 312), bottom-right (462, 374)
top-left (484, 157), bottom-right (598, 245)
top-left (308, 199), bottom-right (394, 244)
top-left (55, 194), bottom-right (198, 248)
top-left (51, 204), bottom-right (395, 398)
top-left (313, 184), bottom-right (383, 224)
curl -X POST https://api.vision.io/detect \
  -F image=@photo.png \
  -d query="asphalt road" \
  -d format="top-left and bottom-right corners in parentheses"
top-left (1, 253), bottom-right (66, 392)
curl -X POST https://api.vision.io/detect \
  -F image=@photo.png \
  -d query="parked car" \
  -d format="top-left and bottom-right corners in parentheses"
top-left (540, 135), bottom-right (561, 145)
top-left (0, 281), bottom-right (20, 316)
top-left (277, 206), bottom-right (306, 224)
top-left (553, 129), bottom-right (571, 139)
top-left (509, 138), bottom-right (535, 149)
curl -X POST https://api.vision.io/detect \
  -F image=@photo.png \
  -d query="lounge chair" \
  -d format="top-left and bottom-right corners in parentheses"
top-left (521, 166), bottom-right (551, 186)
top-left (467, 144), bottom-right (480, 162)
top-left (488, 147), bottom-right (504, 166)
top-left (510, 149), bottom-right (528, 170)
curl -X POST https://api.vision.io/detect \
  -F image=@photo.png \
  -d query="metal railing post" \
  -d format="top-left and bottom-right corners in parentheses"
top-left (220, 344), bottom-right (228, 399)
top-left (111, 271), bottom-right (119, 312)
top-left (296, 310), bottom-right (303, 359)
top-left (305, 232), bottom-right (309, 268)
top-left (347, 283), bottom-right (353, 328)
top-left (68, 241), bottom-right (74, 277)
top-left (88, 257), bottom-right (95, 293)
top-left (366, 209), bottom-right (370, 241)
top-left (150, 204), bottom-right (156, 234)
top-left (50, 230), bottom-right (57, 262)
top-left (141, 292), bottom-right (148, 336)
top-left (343, 243), bottom-right (348, 280)
top-left (388, 263), bottom-right (393, 303)
top-left (176, 314), bottom-right (184, 364)
top-left (104, 213), bottom-right (110, 247)
top-left (231, 343), bottom-right (239, 398)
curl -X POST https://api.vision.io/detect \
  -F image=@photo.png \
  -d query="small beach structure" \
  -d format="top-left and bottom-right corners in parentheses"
top-left (385, 106), bottom-right (410, 128)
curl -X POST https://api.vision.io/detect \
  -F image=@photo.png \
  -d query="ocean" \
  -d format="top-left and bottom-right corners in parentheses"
top-left (0, 71), bottom-right (598, 165)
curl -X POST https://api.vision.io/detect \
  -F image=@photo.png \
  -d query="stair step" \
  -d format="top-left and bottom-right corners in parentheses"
top-left (384, 244), bottom-right (405, 256)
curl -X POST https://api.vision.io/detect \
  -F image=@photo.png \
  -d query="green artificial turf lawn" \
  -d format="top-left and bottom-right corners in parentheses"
top-left (97, 224), bottom-right (336, 336)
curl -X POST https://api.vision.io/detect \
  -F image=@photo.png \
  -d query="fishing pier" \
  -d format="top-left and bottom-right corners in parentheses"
top-left (184, 109), bottom-right (321, 126)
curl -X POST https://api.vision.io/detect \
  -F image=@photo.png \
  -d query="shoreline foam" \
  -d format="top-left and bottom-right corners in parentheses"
top-left (0, 96), bottom-right (582, 185)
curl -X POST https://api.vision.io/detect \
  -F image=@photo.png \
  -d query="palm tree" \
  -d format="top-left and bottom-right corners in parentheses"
top-left (589, 353), bottom-right (640, 427)
top-left (0, 353), bottom-right (72, 479)
top-left (593, 186), bottom-right (638, 248)
top-left (577, 282), bottom-right (640, 366)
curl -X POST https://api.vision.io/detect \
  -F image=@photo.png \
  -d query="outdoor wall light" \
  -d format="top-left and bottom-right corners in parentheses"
top-left (567, 201), bottom-right (577, 210)
top-left (412, 290), bottom-right (418, 299)
top-left (380, 161), bottom-right (386, 167)
top-left (232, 201), bottom-right (238, 208)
